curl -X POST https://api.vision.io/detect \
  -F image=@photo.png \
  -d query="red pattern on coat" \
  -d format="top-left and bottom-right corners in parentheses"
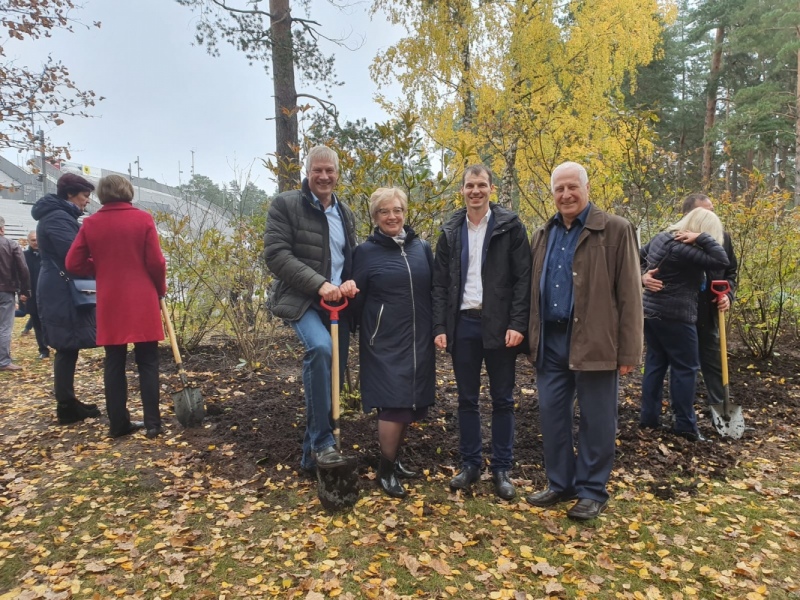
top-left (65, 203), bottom-right (167, 346)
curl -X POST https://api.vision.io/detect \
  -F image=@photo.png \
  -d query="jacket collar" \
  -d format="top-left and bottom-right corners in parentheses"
top-left (443, 202), bottom-right (518, 234)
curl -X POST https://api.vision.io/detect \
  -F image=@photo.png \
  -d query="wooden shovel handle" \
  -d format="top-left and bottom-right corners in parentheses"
top-left (160, 298), bottom-right (184, 370)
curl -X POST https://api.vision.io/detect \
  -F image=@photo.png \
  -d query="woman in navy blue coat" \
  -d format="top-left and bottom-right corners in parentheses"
top-left (352, 188), bottom-right (435, 498)
top-left (32, 173), bottom-right (101, 425)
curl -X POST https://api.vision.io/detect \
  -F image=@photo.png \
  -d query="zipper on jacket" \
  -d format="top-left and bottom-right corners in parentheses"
top-left (400, 244), bottom-right (418, 410)
top-left (369, 304), bottom-right (385, 346)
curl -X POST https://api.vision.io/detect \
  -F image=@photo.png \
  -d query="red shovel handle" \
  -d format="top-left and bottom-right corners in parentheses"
top-left (711, 280), bottom-right (731, 302)
top-left (320, 297), bottom-right (349, 321)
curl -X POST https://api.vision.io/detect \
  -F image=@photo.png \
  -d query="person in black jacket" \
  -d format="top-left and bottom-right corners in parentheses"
top-left (23, 231), bottom-right (49, 359)
top-left (263, 146), bottom-right (359, 475)
top-left (639, 207), bottom-right (729, 441)
top-left (432, 165), bottom-right (532, 500)
top-left (352, 187), bottom-right (435, 499)
top-left (32, 173), bottom-right (101, 425)
top-left (642, 194), bottom-right (738, 410)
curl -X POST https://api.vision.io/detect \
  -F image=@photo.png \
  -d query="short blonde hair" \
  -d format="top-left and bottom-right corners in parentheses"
top-left (368, 187), bottom-right (408, 224)
top-left (667, 207), bottom-right (724, 244)
top-left (97, 174), bottom-right (134, 204)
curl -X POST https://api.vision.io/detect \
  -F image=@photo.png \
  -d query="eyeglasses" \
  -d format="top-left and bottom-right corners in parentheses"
top-left (377, 207), bottom-right (405, 217)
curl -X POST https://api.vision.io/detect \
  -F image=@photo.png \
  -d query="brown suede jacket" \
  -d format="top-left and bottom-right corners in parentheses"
top-left (528, 204), bottom-right (643, 370)
top-left (0, 234), bottom-right (31, 296)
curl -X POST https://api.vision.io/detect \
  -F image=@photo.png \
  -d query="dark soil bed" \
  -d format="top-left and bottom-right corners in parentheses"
top-left (170, 324), bottom-right (800, 490)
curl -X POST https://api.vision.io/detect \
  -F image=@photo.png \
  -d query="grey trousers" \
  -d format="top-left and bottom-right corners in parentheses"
top-left (0, 292), bottom-right (15, 367)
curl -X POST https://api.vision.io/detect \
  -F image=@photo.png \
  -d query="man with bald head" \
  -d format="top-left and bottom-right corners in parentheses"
top-left (527, 162), bottom-right (643, 521)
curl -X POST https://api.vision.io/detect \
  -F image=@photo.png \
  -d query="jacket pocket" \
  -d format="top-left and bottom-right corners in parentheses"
top-left (369, 304), bottom-right (385, 346)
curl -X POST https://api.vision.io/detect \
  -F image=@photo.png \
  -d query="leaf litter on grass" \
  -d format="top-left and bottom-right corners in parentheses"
top-left (1, 321), bottom-right (799, 598)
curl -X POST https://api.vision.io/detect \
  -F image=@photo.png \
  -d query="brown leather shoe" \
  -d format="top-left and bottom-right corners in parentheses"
top-left (526, 488), bottom-right (577, 507)
top-left (0, 363), bottom-right (23, 371)
top-left (566, 498), bottom-right (608, 521)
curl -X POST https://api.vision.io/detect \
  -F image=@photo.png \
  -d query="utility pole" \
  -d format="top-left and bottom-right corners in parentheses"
top-left (178, 161), bottom-right (183, 187)
top-left (191, 150), bottom-right (195, 177)
top-left (134, 156), bottom-right (142, 201)
top-left (38, 130), bottom-right (47, 195)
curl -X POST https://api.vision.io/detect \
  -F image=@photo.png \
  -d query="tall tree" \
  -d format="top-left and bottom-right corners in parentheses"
top-left (176, 0), bottom-right (341, 192)
top-left (0, 0), bottom-right (101, 158)
top-left (372, 0), bottom-right (665, 218)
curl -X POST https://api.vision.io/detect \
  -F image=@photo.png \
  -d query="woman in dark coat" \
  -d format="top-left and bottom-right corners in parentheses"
top-left (66, 175), bottom-right (167, 439)
top-left (32, 173), bottom-right (100, 425)
top-left (352, 187), bottom-right (435, 498)
top-left (639, 207), bottom-right (729, 441)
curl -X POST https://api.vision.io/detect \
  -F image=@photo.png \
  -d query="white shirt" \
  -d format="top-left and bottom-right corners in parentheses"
top-left (460, 209), bottom-right (490, 311)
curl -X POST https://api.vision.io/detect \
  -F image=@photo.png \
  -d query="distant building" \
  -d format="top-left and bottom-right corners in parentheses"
top-left (0, 155), bottom-right (230, 238)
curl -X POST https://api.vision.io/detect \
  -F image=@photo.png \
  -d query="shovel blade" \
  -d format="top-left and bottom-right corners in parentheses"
top-left (709, 402), bottom-right (746, 439)
top-left (173, 386), bottom-right (205, 428)
top-left (316, 458), bottom-right (359, 513)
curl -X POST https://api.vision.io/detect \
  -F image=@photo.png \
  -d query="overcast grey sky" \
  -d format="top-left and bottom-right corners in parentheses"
top-left (2, 0), bottom-right (403, 192)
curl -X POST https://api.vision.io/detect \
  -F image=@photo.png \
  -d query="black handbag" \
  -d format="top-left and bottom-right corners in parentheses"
top-left (50, 259), bottom-right (97, 308)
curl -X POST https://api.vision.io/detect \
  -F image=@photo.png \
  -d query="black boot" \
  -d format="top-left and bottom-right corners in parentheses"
top-left (75, 402), bottom-right (101, 419)
top-left (395, 460), bottom-right (418, 479)
top-left (378, 457), bottom-right (407, 499)
top-left (57, 402), bottom-right (82, 425)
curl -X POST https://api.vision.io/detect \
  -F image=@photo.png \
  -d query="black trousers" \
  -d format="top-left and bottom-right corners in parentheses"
top-left (28, 311), bottom-right (48, 355)
top-left (53, 348), bottom-right (79, 405)
top-left (104, 342), bottom-right (161, 434)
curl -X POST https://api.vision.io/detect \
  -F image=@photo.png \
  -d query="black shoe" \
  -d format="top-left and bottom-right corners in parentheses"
top-left (378, 457), bottom-right (407, 499)
top-left (395, 460), bottom-right (417, 479)
top-left (57, 407), bottom-right (83, 425)
top-left (75, 402), bottom-right (100, 419)
top-left (38, 352), bottom-right (50, 359)
top-left (109, 421), bottom-right (145, 438)
top-left (449, 464), bottom-right (480, 491)
top-left (670, 428), bottom-right (708, 442)
top-left (299, 464), bottom-right (317, 479)
top-left (492, 470), bottom-right (516, 500)
top-left (145, 426), bottom-right (163, 439)
top-left (315, 446), bottom-right (350, 469)
top-left (567, 498), bottom-right (608, 521)
top-left (526, 488), bottom-right (578, 507)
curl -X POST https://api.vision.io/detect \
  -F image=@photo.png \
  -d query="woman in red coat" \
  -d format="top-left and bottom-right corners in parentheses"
top-left (66, 175), bottom-right (167, 439)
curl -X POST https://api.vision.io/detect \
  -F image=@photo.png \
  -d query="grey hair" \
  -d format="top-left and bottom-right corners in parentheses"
top-left (0, 215), bottom-right (5, 229)
top-left (369, 187), bottom-right (408, 223)
top-left (305, 146), bottom-right (339, 174)
top-left (667, 207), bottom-right (724, 244)
top-left (551, 161), bottom-right (589, 191)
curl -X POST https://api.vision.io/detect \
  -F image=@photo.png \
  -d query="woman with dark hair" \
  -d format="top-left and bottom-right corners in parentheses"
top-left (352, 187), bottom-right (435, 499)
top-left (32, 173), bottom-right (101, 424)
top-left (66, 174), bottom-right (167, 439)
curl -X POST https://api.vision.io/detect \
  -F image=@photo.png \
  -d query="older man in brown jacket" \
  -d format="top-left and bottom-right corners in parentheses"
top-left (1, 215), bottom-right (31, 371)
top-left (527, 162), bottom-right (643, 521)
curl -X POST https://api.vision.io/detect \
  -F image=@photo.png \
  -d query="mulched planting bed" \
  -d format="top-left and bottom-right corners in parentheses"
top-left (170, 324), bottom-right (800, 489)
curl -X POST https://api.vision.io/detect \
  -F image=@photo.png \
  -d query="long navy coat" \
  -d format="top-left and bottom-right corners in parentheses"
top-left (352, 227), bottom-right (435, 413)
top-left (32, 194), bottom-right (96, 351)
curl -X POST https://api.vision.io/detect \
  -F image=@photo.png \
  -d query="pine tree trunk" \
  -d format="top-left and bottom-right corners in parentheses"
top-left (702, 26), bottom-right (725, 191)
top-left (795, 45), bottom-right (800, 207)
top-left (270, 0), bottom-right (300, 192)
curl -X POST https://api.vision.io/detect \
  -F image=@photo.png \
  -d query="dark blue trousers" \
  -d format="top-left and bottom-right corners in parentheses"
top-left (452, 314), bottom-right (516, 472)
top-left (642, 318), bottom-right (699, 433)
top-left (536, 323), bottom-right (619, 503)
